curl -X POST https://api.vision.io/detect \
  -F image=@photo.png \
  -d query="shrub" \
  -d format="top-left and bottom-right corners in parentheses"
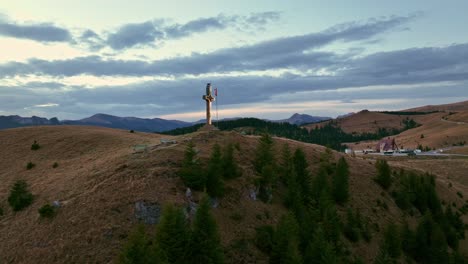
top-left (129, 130), bottom-right (135, 133)
top-left (38, 204), bottom-right (56, 218)
top-left (26, 162), bottom-right (35, 170)
top-left (52, 162), bottom-right (59, 168)
top-left (8, 180), bottom-right (34, 211)
top-left (31, 140), bottom-right (40, 150)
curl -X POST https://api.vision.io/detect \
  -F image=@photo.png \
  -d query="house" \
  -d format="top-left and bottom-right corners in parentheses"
top-left (376, 138), bottom-right (398, 153)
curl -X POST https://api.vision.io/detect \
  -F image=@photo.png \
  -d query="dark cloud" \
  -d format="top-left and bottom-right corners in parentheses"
top-left (0, 17), bottom-right (72, 42)
top-left (104, 12), bottom-right (281, 50)
top-left (0, 14), bottom-right (417, 77)
top-left (106, 21), bottom-right (164, 50)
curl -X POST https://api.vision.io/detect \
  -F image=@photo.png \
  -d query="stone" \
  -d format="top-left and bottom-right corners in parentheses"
top-left (134, 200), bottom-right (161, 225)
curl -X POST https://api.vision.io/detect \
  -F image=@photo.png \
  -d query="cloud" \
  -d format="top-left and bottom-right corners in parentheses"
top-left (0, 16), bottom-right (72, 42)
top-left (104, 11), bottom-right (281, 50)
top-left (0, 14), bottom-right (418, 77)
top-left (106, 21), bottom-right (164, 50)
top-left (33, 103), bottom-right (59, 108)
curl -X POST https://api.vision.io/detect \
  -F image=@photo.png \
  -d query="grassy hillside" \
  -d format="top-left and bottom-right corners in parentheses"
top-left (0, 126), bottom-right (466, 263)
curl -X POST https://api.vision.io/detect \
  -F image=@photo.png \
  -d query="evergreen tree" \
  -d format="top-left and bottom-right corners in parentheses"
top-left (188, 196), bottom-right (224, 264)
top-left (221, 143), bottom-right (242, 179)
top-left (293, 148), bottom-right (312, 202)
top-left (206, 144), bottom-right (224, 198)
top-left (332, 157), bottom-right (349, 204)
top-left (311, 166), bottom-right (329, 202)
top-left (271, 214), bottom-right (302, 264)
top-left (253, 133), bottom-right (275, 174)
top-left (279, 143), bottom-right (293, 183)
top-left (304, 227), bottom-right (337, 264)
top-left (119, 224), bottom-right (167, 264)
top-left (179, 142), bottom-right (205, 190)
top-left (383, 224), bottom-right (401, 260)
top-left (8, 180), bottom-right (34, 211)
top-left (375, 160), bottom-right (392, 189)
top-left (258, 165), bottom-right (275, 203)
top-left (155, 205), bottom-right (190, 264)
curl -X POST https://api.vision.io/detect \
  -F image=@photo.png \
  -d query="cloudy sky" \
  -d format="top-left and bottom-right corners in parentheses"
top-left (1, 0), bottom-right (468, 121)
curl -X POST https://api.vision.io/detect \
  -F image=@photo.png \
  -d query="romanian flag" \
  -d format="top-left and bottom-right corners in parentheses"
top-left (214, 88), bottom-right (218, 96)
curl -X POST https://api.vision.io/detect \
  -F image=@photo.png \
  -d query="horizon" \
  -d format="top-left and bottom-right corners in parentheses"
top-left (1, 1), bottom-right (468, 120)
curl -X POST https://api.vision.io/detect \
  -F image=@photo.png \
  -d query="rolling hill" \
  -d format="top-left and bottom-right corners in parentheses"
top-left (0, 126), bottom-right (466, 263)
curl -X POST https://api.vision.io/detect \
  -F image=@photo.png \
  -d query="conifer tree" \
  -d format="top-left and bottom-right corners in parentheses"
top-left (155, 205), bottom-right (190, 264)
top-left (304, 227), bottom-right (337, 264)
top-left (271, 214), bottom-right (302, 264)
top-left (179, 142), bottom-right (205, 190)
top-left (188, 196), bottom-right (224, 264)
top-left (254, 133), bottom-right (275, 174)
top-left (332, 157), bottom-right (349, 204)
top-left (280, 143), bottom-right (293, 183)
top-left (206, 144), bottom-right (224, 198)
top-left (375, 159), bottom-right (392, 189)
top-left (221, 143), bottom-right (241, 179)
top-left (258, 165), bottom-right (275, 203)
top-left (119, 224), bottom-right (167, 264)
top-left (8, 180), bottom-right (34, 211)
top-left (293, 148), bottom-right (312, 202)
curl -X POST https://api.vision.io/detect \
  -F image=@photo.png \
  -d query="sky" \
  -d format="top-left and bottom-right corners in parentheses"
top-left (1, 0), bottom-right (468, 121)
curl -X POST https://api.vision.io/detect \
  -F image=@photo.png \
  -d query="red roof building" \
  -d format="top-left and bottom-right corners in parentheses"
top-left (376, 138), bottom-right (398, 152)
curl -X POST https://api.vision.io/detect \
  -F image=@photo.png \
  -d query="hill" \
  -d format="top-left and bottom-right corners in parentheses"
top-left (62, 113), bottom-right (192, 132)
top-left (303, 110), bottom-right (444, 134)
top-left (0, 126), bottom-right (466, 263)
top-left (405, 100), bottom-right (468, 112)
top-left (273, 113), bottom-right (331, 125)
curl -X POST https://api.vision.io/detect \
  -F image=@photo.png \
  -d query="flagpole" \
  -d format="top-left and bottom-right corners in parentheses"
top-left (215, 88), bottom-right (219, 127)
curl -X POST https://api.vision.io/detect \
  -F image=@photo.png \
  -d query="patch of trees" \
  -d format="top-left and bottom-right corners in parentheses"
top-left (178, 141), bottom-right (241, 198)
top-left (163, 118), bottom-right (415, 151)
top-left (371, 168), bottom-right (467, 263)
top-left (252, 134), bottom-right (360, 263)
top-left (119, 196), bottom-right (224, 264)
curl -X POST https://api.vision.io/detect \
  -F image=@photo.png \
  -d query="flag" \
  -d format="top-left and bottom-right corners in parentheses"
top-left (214, 88), bottom-right (218, 96)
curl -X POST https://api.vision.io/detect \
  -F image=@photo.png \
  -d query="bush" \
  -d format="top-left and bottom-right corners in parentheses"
top-left (26, 162), bottom-right (35, 170)
top-left (8, 180), bottom-right (34, 211)
top-left (52, 162), bottom-right (59, 168)
top-left (31, 140), bottom-right (40, 150)
top-left (38, 204), bottom-right (56, 218)
top-left (129, 130), bottom-right (135, 133)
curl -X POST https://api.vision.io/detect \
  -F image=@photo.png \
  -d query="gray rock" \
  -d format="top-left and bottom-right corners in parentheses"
top-left (134, 201), bottom-right (161, 225)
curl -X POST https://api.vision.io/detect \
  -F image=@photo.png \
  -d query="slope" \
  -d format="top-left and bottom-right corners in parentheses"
top-left (0, 126), bottom-right (466, 263)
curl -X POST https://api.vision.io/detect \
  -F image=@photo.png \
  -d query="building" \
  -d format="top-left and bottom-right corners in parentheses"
top-left (376, 138), bottom-right (398, 153)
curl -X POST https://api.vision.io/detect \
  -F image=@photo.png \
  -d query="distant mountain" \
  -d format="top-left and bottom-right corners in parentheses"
top-left (273, 113), bottom-right (331, 125)
top-left (0, 115), bottom-right (59, 129)
top-left (62, 113), bottom-right (192, 132)
top-left (337, 112), bottom-right (355, 119)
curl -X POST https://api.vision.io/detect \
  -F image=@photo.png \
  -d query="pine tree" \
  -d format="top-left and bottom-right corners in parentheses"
top-left (119, 224), bottom-right (167, 264)
top-left (8, 180), bottom-right (34, 211)
top-left (179, 142), bottom-right (205, 190)
top-left (279, 143), bottom-right (293, 184)
top-left (258, 165), bottom-right (275, 203)
top-left (188, 196), bottom-right (224, 264)
top-left (206, 144), bottom-right (224, 198)
top-left (271, 214), bottom-right (302, 264)
top-left (221, 143), bottom-right (241, 179)
top-left (375, 159), bottom-right (392, 189)
top-left (155, 205), bottom-right (190, 264)
top-left (332, 157), bottom-right (349, 204)
top-left (293, 148), bottom-right (312, 202)
top-left (254, 133), bottom-right (275, 174)
top-left (304, 227), bottom-right (337, 264)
